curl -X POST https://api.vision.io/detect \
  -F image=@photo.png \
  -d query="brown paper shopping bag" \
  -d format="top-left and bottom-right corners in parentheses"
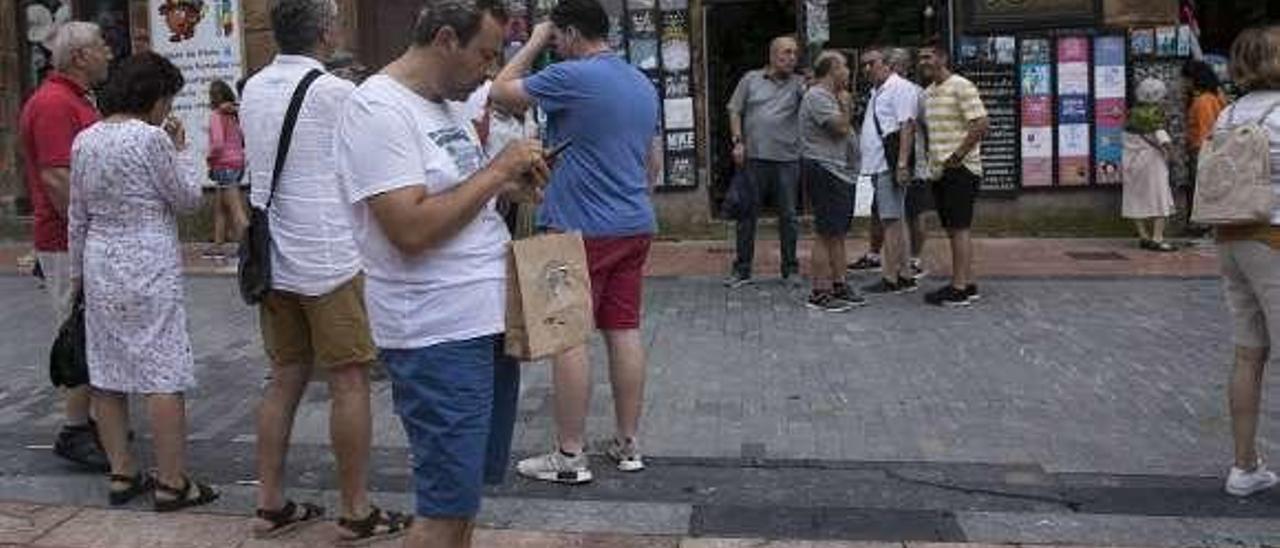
top-left (505, 232), bottom-right (594, 360)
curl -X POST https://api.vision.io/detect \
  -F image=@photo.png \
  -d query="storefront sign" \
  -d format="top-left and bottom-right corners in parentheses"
top-left (149, 0), bottom-right (244, 185)
top-left (964, 0), bottom-right (1099, 31)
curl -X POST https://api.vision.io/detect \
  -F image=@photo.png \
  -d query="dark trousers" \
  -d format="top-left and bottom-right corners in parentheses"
top-left (733, 159), bottom-right (799, 278)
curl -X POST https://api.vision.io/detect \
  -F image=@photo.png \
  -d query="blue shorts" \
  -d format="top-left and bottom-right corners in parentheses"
top-left (871, 171), bottom-right (907, 220)
top-left (208, 168), bottom-right (244, 187)
top-left (380, 334), bottom-right (520, 519)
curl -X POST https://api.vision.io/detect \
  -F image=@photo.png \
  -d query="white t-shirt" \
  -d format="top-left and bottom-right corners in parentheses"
top-left (241, 55), bottom-right (361, 296)
top-left (1211, 91), bottom-right (1280, 224)
top-left (337, 75), bottom-right (510, 349)
top-left (860, 73), bottom-right (921, 175)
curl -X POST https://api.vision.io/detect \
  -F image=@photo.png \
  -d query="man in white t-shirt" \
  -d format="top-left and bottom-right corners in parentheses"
top-left (240, 0), bottom-right (407, 542)
top-left (858, 47), bottom-right (921, 296)
top-left (336, 2), bottom-right (548, 547)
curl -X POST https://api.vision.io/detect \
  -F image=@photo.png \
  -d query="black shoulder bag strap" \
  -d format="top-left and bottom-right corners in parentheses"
top-left (264, 69), bottom-right (323, 209)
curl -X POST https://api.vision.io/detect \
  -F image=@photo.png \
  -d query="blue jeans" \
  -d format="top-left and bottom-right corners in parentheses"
top-left (379, 334), bottom-right (520, 518)
top-left (734, 159), bottom-right (799, 278)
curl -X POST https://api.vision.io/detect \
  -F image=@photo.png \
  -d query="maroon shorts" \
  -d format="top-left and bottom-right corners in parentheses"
top-left (584, 235), bottom-right (652, 330)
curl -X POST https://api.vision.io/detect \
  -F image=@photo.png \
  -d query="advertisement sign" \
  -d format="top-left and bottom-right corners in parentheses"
top-left (1093, 36), bottom-right (1126, 184)
top-left (1056, 36), bottom-right (1090, 186)
top-left (1020, 38), bottom-right (1053, 187)
top-left (149, 0), bottom-right (244, 185)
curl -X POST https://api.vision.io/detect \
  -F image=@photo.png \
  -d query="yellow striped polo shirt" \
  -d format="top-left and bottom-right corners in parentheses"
top-left (923, 74), bottom-right (987, 180)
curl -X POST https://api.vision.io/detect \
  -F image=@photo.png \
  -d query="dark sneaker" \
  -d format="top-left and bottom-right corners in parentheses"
top-left (965, 284), bottom-right (980, 301)
top-left (806, 291), bottom-right (854, 312)
top-left (863, 278), bottom-right (903, 295)
top-left (723, 274), bottom-right (753, 289)
top-left (925, 285), bottom-right (971, 307)
top-left (896, 277), bottom-right (919, 293)
top-left (847, 254), bottom-right (882, 272)
top-left (831, 285), bottom-right (867, 307)
top-left (54, 424), bottom-right (110, 472)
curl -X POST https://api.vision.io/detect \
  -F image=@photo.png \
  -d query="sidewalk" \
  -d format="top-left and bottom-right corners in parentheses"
top-left (0, 237), bottom-right (1220, 279)
top-left (0, 500), bottom-right (1153, 548)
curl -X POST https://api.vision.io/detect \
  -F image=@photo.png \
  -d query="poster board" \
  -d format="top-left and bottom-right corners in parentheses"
top-left (956, 36), bottom-right (1021, 194)
top-left (149, 0), bottom-right (244, 186)
top-left (1055, 36), bottom-right (1091, 186)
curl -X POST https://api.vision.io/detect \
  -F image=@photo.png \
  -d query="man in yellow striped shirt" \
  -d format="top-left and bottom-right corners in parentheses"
top-left (919, 45), bottom-right (989, 307)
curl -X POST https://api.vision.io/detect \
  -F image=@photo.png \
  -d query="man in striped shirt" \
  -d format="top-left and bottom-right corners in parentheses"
top-left (919, 45), bottom-right (989, 307)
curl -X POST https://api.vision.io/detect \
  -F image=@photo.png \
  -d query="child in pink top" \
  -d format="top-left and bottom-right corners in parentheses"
top-left (206, 79), bottom-right (247, 258)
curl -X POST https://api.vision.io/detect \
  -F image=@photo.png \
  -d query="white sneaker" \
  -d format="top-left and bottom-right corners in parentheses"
top-left (605, 438), bottom-right (645, 472)
top-left (517, 450), bottom-right (593, 484)
top-left (1226, 462), bottom-right (1279, 497)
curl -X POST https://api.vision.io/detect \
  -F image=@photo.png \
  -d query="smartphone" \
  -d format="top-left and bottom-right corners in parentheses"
top-left (544, 139), bottom-right (573, 161)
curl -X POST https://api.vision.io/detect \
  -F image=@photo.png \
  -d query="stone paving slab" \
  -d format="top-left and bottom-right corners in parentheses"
top-left (0, 238), bottom-right (1221, 279)
top-left (0, 503), bottom-right (79, 545)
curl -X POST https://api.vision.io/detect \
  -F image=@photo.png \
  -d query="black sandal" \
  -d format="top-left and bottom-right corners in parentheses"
top-left (336, 505), bottom-right (411, 546)
top-left (153, 475), bottom-right (219, 513)
top-left (254, 500), bottom-right (325, 539)
top-left (107, 473), bottom-right (151, 506)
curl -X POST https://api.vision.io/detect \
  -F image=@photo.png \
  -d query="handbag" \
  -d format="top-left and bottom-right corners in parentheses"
top-left (504, 232), bottom-right (594, 361)
top-left (238, 69), bottom-right (323, 305)
top-left (871, 92), bottom-right (915, 183)
top-left (49, 292), bottom-right (88, 388)
top-left (720, 170), bottom-right (751, 220)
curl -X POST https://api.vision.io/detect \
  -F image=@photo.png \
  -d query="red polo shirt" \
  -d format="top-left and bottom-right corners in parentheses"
top-left (19, 72), bottom-right (100, 252)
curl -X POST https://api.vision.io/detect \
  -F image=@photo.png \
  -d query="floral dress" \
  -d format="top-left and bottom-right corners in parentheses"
top-left (69, 119), bottom-right (203, 393)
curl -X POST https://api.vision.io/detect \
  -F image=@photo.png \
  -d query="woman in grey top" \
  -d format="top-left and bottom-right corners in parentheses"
top-left (1211, 25), bottom-right (1280, 498)
top-left (800, 50), bottom-right (862, 311)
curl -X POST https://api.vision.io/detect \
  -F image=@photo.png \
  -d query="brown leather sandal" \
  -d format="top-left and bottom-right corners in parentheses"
top-left (336, 505), bottom-right (411, 546)
top-left (153, 475), bottom-right (219, 513)
top-left (254, 500), bottom-right (325, 539)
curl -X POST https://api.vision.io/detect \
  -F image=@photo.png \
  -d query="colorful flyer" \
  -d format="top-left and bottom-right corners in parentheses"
top-left (1130, 29), bottom-right (1154, 56)
top-left (1057, 63), bottom-right (1089, 95)
top-left (629, 9), bottom-right (657, 36)
top-left (1021, 65), bottom-right (1051, 96)
top-left (1021, 96), bottom-right (1052, 126)
top-left (1021, 127), bottom-right (1053, 158)
top-left (1021, 38), bottom-right (1051, 64)
top-left (1058, 96), bottom-right (1089, 124)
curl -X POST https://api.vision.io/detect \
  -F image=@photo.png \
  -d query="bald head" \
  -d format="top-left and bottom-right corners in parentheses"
top-left (768, 35), bottom-right (799, 76)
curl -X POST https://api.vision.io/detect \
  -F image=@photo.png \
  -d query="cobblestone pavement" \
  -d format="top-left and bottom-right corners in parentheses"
top-left (1, 271), bottom-right (1277, 545)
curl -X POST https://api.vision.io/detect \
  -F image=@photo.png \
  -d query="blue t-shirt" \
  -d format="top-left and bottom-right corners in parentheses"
top-left (525, 54), bottom-right (659, 237)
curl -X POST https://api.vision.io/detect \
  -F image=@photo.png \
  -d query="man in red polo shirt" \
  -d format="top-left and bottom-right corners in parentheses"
top-left (19, 21), bottom-right (112, 470)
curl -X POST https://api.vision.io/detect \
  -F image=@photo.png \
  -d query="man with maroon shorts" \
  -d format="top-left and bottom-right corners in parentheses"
top-left (492, 0), bottom-right (660, 483)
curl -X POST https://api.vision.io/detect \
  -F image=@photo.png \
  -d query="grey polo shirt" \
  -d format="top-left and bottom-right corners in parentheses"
top-left (728, 69), bottom-right (804, 162)
top-left (800, 86), bottom-right (859, 182)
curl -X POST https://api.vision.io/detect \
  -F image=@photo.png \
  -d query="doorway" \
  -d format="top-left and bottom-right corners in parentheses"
top-left (703, 0), bottom-right (797, 216)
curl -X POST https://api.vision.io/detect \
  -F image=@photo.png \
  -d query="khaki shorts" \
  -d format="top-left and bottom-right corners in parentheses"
top-left (1219, 241), bottom-right (1280, 349)
top-left (260, 274), bottom-right (377, 368)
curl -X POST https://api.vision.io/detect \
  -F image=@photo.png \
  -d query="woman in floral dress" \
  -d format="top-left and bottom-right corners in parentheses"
top-left (69, 52), bottom-right (218, 511)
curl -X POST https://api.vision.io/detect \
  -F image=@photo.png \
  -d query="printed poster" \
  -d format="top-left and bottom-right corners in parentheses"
top-left (1130, 29), bottom-right (1154, 56)
top-left (1021, 38), bottom-right (1051, 64)
top-left (1021, 96), bottom-right (1052, 126)
top-left (1093, 36), bottom-right (1126, 185)
top-left (1057, 37), bottom-right (1091, 186)
top-left (150, 0), bottom-right (244, 186)
top-left (1156, 26), bottom-right (1177, 57)
top-left (663, 97), bottom-right (694, 130)
top-left (1020, 38), bottom-right (1053, 188)
top-left (1021, 65), bottom-right (1051, 96)
top-left (1058, 124), bottom-right (1091, 185)
top-left (994, 36), bottom-right (1016, 65)
top-left (1057, 63), bottom-right (1089, 95)
top-left (664, 71), bottom-right (690, 98)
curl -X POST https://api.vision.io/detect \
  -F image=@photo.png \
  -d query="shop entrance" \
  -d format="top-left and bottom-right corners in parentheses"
top-left (703, 0), bottom-right (797, 217)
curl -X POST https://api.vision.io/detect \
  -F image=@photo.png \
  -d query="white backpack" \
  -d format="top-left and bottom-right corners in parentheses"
top-left (1192, 102), bottom-right (1280, 225)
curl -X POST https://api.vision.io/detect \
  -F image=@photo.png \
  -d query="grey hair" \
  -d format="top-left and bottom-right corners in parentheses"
top-left (47, 22), bottom-right (102, 71)
top-left (270, 0), bottom-right (338, 55)
top-left (886, 48), bottom-right (912, 73)
top-left (412, 0), bottom-right (506, 47)
top-left (812, 50), bottom-right (846, 79)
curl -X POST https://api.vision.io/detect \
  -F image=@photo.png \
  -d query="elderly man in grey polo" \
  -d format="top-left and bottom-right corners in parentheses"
top-left (725, 35), bottom-right (805, 288)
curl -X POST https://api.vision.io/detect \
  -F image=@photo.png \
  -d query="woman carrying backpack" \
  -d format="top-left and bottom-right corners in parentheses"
top-left (1121, 78), bottom-right (1177, 252)
top-left (1211, 25), bottom-right (1280, 498)
top-left (1183, 60), bottom-right (1227, 236)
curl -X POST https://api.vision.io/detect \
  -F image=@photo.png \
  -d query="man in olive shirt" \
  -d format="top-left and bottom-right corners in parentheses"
top-left (725, 35), bottom-right (805, 288)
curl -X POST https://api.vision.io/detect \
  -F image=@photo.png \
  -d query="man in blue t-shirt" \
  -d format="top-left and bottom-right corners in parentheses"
top-left (491, 0), bottom-right (660, 485)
